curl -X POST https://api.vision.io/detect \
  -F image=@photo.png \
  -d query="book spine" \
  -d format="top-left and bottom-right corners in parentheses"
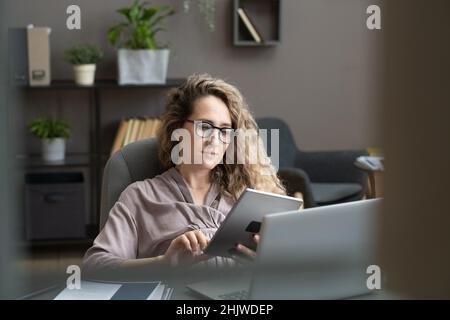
top-left (237, 8), bottom-right (262, 43)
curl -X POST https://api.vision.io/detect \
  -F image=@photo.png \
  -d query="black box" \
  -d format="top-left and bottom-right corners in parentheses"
top-left (25, 172), bottom-right (86, 240)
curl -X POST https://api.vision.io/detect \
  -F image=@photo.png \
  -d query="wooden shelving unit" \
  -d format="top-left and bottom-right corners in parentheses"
top-left (20, 78), bottom-right (185, 247)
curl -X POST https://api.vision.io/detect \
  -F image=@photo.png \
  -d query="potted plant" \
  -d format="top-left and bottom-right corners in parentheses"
top-left (65, 44), bottom-right (103, 86)
top-left (108, 0), bottom-right (175, 85)
top-left (28, 117), bottom-right (71, 162)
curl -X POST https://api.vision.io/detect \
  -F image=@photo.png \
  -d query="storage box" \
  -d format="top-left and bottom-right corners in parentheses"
top-left (25, 172), bottom-right (86, 240)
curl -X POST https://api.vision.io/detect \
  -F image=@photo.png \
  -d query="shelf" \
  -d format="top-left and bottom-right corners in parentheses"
top-left (16, 152), bottom-right (112, 167)
top-left (16, 153), bottom-right (97, 168)
top-left (23, 78), bottom-right (185, 90)
top-left (234, 40), bottom-right (279, 47)
top-left (234, 0), bottom-right (281, 46)
top-left (18, 224), bottom-right (98, 249)
top-left (17, 153), bottom-right (114, 168)
top-left (20, 238), bottom-right (95, 249)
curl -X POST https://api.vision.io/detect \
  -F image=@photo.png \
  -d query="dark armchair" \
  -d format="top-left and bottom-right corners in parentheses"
top-left (256, 117), bottom-right (368, 208)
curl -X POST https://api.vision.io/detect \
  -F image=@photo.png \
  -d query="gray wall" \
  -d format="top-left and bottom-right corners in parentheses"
top-left (9, 0), bottom-right (382, 154)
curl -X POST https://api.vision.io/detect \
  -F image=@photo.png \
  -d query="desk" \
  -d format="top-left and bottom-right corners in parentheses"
top-left (19, 282), bottom-right (203, 300)
top-left (19, 269), bottom-right (232, 300)
top-left (20, 278), bottom-right (395, 300)
top-left (18, 257), bottom-right (396, 300)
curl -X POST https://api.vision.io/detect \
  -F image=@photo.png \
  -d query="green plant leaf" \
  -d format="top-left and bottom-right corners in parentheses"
top-left (149, 27), bottom-right (164, 38)
top-left (109, 0), bottom-right (175, 50)
top-left (108, 23), bottom-right (128, 47)
top-left (146, 37), bottom-right (157, 50)
top-left (148, 7), bottom-right (175, 30)
top-left (65, 44), bottom-right (103, 65)
top-left (28, 117), bottom-right (71, 139)
top-left (117, 8), bottom-right (131, 22)
top-left (129, 0), bottom-right (141, 22)
top-left (142, 8), bottom-right (157, 21)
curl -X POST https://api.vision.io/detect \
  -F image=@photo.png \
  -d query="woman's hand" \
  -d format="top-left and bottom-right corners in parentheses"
top-left (233, 234), bottom-right (260, 263)
top-left (162, 230), bottom-right (210, 266)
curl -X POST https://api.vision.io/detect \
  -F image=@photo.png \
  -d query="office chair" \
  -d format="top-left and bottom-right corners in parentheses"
top-left (99, 138), bottom-right (164, 230)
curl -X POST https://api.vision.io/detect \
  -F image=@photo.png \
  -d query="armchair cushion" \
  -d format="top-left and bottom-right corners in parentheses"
top-left (310, 182), bottom-right (362, 205)
top-left (296, 149), bottom-right (368, 186)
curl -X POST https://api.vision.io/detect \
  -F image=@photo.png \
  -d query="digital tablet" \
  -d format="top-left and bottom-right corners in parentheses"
top-left (204, 188), bottom-right (303, 258)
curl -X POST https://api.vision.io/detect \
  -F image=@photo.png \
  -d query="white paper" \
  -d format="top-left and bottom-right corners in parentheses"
top-left (147, 283), bottom-right (165, 300)
top-left (54, 281), bottom-right (121, 300)
top-left (163, 287), bottom-right (174, 300)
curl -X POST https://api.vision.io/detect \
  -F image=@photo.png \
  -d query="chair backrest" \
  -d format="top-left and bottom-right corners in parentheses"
top-left (99, 137), bottom-right (164, 230)
top-left (255, 117), bottom-right (299, 168)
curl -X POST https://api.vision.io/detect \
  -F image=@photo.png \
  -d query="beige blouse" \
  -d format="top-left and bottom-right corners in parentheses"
top-left (82, 167), bottom-right (237, 273)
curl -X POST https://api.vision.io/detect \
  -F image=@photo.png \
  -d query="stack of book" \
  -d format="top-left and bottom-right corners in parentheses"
top-left (237, 7), bottom-right (264, 43)
top-left (110, 117), bottom-right (161, 156)
top-left (54, 280), bottom-right (173, 300)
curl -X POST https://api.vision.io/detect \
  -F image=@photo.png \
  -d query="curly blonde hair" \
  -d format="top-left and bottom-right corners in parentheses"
top-left (157, 74), bottom-right (286, 201)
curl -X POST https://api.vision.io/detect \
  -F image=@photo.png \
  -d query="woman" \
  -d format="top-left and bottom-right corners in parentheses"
top-left (83, 74), bottom-right (286, 274)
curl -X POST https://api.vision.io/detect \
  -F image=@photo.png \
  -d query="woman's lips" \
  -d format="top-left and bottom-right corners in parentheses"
top-left (202, 151), bottom-right (218, 156)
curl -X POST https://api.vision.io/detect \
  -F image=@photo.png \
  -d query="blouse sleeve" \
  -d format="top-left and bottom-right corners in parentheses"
top-left (82, 192), bottom-right (139, 274)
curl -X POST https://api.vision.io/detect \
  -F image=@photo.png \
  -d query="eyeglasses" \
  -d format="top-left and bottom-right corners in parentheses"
top-left (186, 119), bottom-right (234, 143)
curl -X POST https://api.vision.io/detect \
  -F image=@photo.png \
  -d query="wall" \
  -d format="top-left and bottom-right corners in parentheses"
top-left (8, 0), bottom-right (382, 154)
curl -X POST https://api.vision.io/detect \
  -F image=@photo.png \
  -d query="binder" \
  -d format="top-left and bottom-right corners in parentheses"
top-left (8, 28), bottom-right (29, 85)
top-left (27, 26), bottom-right (51, 86)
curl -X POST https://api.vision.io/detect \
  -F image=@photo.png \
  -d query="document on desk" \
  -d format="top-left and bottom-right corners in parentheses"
top-left (54, 280), bottom-right (167, 300)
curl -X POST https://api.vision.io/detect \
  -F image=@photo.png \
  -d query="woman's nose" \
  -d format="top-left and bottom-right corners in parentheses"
top-left (207, 129), bottom-right (220, 144)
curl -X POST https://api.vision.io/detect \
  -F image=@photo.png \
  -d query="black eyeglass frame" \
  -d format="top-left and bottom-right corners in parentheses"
top-left (185, 119), bottom-right (236, 143)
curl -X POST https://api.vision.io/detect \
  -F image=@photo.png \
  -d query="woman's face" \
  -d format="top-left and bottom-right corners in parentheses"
top-left (182, 95), bottom-right (232, 170)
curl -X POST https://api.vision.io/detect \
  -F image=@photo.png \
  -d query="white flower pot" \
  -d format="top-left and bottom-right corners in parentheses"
top-left (73, 64), bottom-right (96, 86)
top-left (117, 48), bottom-right (169, 85)
top-left (42, 138), bottom-right (66, 162)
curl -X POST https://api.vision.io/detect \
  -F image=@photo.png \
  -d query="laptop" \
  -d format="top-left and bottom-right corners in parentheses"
top-left (187, 198), bottom-right (382, 300)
